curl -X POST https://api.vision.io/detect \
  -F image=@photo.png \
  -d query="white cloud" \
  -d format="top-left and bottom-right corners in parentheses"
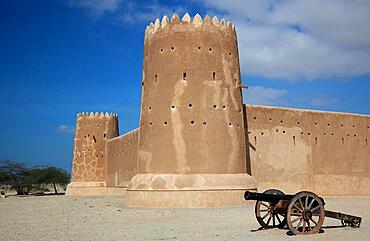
top-left (56, 125), bottom-right (75, 134)
top-left (201, 0), bottom-right (370, 80)
top-left (244, 86), bottom-right (288, 105)
top-left (66, 0), bottom-right (370, 80)
top-left (310, 96), bottom-right (339, 107)
top-left (67, 0), bottom-right (122, 15)
top-left (119, 1), bottom-right (185, 24)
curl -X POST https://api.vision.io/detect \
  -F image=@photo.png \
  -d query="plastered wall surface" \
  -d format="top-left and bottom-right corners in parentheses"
top-left (245, 105), bottom-right (370, 195)
top-left (138, 14), bottom-right (247, 174)
top-left (67, 14), bottom-right (369, 199)
top-left (106, 129), bottom-right (139, 187)
top-left (71, 113), bottom-right (119, 182)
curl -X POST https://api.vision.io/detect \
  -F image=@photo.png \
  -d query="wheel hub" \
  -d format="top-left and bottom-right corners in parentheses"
top-left (303, 210), bottom-right (312, 220)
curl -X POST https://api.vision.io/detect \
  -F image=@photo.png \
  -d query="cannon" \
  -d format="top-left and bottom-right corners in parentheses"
top-left (245, 189), bottom-right (362, 235)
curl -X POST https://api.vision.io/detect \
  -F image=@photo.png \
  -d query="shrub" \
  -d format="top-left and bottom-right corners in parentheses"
top-left (0, 160), bottom-right (70, 195)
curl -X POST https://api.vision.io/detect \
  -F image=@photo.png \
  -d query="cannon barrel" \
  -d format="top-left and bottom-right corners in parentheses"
top-left (244, 191), bottom-right (294, 202)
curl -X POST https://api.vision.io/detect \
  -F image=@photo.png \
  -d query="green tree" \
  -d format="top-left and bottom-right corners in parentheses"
top-left (0, 160), bottom-right (32, 195)
top-left (0, 161), bottom-right (70, 195)
top-left (35, 167), bottom-right (70, 194)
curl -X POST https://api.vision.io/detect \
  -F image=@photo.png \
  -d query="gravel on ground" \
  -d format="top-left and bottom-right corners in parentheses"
top-left (0, 195), bottom-right (368, 241)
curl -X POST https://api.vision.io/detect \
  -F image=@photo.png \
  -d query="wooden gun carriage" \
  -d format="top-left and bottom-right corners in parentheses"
top-left (244, 189), bottom-right (362, 235)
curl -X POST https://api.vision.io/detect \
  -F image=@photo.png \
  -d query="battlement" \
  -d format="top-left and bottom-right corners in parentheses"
top-left (71, 111), bottom-right (119, 183)
top-left (145, 13), bottom-right (236, 41)
top-left (77, 112), bottom-right (118, 119)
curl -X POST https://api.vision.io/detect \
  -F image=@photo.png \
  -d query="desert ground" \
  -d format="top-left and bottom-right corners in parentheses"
top-left (0, 195), bottom-right (368, 241)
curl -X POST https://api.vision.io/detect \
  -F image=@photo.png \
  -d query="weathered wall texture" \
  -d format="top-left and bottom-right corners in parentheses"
top-left (245, 105), bottom-right (370, 195)
top-left (125, 14), bottom-right (256, 207)
top-left (138, 14), bottom-right (247, 174)
top-left (106, 129), bottom-right (139, 187)
top-left (71, 112), bottom-right (119, 182)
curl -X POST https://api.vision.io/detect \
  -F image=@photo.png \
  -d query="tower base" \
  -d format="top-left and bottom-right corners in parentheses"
top-left (66, 182), bottom-right (129, 196)
top-left (124, 174), bottom-right (257, 208)
top-left (65, 181), bottom-right (107, 196)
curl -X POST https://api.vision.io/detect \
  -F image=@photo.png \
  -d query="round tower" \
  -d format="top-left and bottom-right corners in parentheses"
top-left (66, 112), bottom-right (119, 196)
top-left (125, 13), bottom-right (256, 207)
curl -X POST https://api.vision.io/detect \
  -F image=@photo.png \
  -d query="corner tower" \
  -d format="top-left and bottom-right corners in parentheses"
top-left (125, 13), bottom-right (256, 207)
top-left (66, 112), bottom-right (119, 196)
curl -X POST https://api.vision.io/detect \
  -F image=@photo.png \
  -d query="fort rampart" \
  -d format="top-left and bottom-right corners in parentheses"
top-left (245, 105), bottom-right (370, 195)
top-left (105, 128), bottom-right (139, 195)
top-left (66, 13), bottom-right (370, 205)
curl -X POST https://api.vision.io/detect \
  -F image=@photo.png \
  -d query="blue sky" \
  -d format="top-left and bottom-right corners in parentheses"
top-left (1, 0), bottom-right (369, 172)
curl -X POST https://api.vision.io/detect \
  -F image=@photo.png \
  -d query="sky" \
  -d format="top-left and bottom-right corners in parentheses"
top-left (1, 0), bottom-right (369, 172)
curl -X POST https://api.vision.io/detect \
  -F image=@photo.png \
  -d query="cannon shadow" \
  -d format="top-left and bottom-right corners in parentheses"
top-left (250, 225), bottom-right (347, 236)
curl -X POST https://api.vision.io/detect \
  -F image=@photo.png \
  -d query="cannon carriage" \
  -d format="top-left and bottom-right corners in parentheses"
top-left (245, 189), bottom-right (362, 235)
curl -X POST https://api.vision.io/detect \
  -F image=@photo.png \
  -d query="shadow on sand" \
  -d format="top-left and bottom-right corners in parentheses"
top-left (251, 225), bottom-right (347, 235)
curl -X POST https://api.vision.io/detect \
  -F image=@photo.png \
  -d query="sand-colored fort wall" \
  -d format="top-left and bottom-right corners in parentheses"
top-left (65, 13), bottom-right (369, 202)
top-left (124, 14), bottom-right (256, 207)
top-left (106, 128), bottom-right (139, 189)
top-left (66, 112), bottom-right (119, 196)
top-left (137, 14), bottom-right (247, 174)
top-left (245, 104), bottom-right (370, 195)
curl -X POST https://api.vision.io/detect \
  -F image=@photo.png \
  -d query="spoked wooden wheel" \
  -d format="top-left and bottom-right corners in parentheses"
top-left (255, 189), bottom-right (287, 229)
top-left (287, 191), bottom-right (325, 235)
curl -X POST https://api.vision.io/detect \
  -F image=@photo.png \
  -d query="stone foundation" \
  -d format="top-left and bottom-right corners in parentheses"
top-left (65, 181), bottom-right (107, 196)
top-left (105, 186), bottom-right (128, 196)
top-left (124, 174), bottom-right (257, 208)
top-left (66, 182), bottom-right (129, 196)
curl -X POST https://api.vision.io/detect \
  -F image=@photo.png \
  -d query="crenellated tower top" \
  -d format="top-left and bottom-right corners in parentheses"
top-left (77, 112), bottom-right (118, 119)
top-left (144, 13), bottom-right (236, 41)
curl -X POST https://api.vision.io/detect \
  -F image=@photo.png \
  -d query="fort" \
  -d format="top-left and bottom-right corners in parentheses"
top-left (66, 13), bottom-right (370, 207)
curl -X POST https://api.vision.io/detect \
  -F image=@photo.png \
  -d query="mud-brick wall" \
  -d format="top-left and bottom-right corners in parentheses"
top-left (105, 129), bottom-right (139, 187)
top-left (138, 18), bottom-right (246, 175)
top-left (245, 105), bottom-right (370, 196)
top-left (71, 113), bottom-right (118, 182)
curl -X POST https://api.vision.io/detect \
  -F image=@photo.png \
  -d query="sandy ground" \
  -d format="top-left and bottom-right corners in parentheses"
top-left (0, 195), bottom-right (369, 241)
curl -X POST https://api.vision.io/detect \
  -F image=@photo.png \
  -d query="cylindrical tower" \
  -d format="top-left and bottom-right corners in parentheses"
top-left (125, 13), bottom-right (256, 207)
top-left (66, 112), bottom-right (119, 196)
